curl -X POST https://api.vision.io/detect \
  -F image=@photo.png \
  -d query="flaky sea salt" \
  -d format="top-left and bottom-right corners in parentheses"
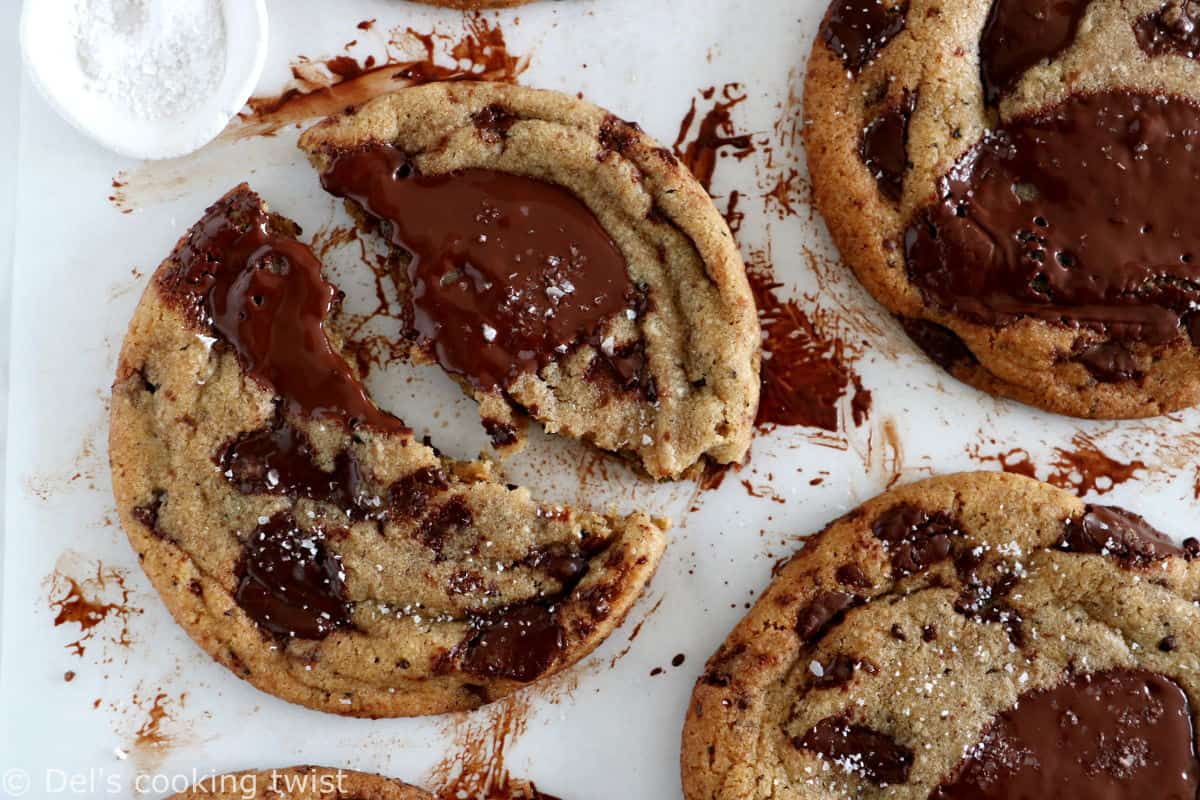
top-left (72, 0), bottom-right (226, 120)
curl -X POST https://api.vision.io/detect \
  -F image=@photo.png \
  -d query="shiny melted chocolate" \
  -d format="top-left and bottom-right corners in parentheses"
top-left (1135, 0), bottom-right (1200, 60)
top-left (793, 716), bottom-right (914, 784)
top-left (979, 0), bottom-right (1092, 105)
top-left (820, 0), bottom-right (909, 75)
top-left (1058, 504), bottom-right (1184, 566)
top-left (860, 91), bottom-right (916, 201)
top-left (931, 669), bottom-right (1200, 798)
top-left (319, 146), bottom-right (637, 393)
top-left (905, 91), bottom-right (1200, 347)
top-left (235, 512), bottom-right (352, 639)
top-left (165, 188), bottom-right (407, 433)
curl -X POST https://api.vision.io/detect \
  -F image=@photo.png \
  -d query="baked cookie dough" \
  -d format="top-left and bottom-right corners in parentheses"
top-left (805, 0), bottom-right (1200, 417)
top-left (298, 82), bottom-right (759, 479)
top-left (109, 185), bottom-right (667, 717)
top-left (682, 471), bottom-right (1200, 799)
top-left (167, 767), bottom-right (429, 799)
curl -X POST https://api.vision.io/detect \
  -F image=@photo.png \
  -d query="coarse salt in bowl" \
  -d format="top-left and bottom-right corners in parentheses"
top-left (20, 0), bottom-right (268, 160)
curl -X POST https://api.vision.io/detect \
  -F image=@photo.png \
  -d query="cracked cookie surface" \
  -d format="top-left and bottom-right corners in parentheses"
top-left (682, 471), bottom-right (1200, 799)
top-left (805, 0), bottom-right (1200, 418)
top-left (299, 82), bottom-right (760, 479)
top-left (168, 766), bottom-right (429, 799)
top-left (109, 185), bottom-right (666, 717)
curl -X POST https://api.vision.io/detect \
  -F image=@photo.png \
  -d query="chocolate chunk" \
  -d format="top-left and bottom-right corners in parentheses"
top-left (812, 654), bottom-right (877, 689)
top-left (483, 418), bottom-right (518, 448)
top-left (793, 716), bottom-right (914, 784)
top-left (460, 602), bottom-right (564, 683)
top-left (1184, 537), bottom-right (1200, 559)
top-left (836, 563), bottom-right (873, 589)
top-left (889, 623), bottom-right (907, 641)
top-left (1058, 505), bottom-right (1183, 567)
top-left (220, 420), bottom-right (383, 519)
top-left (320, 146), bottom-right (636, 393)
top-left (872, 504), bottom-right (962, 575)
top-left (235, 512), bottom-right (352, 639)
top-left (1074, 341), bottom-right (1142, 383)
top-left (388, 466), bottom-right (450, 519)
top-left (979, 0), bottom-right (1091, 105)
top-left (860, 91), bottom-right (916, 201)
top-left (921, 624), bottom-right (938, 642)
top-left (524, 542), bottom-right (588, 583)
top-left (953, 571), bottom-right (1024, 646)
top-left (905, 91), bottom-right (1200, 347)
top-left (132, 492), bottom-right (164, 535)
top-left (820, 0), bottom-right (908, 75)
top-left (898, 317), bottom-right (978, 370)
top-left (1159, 635), bottom-right (1178, 652)
top-left (796, 591), bottom-right (860, 642)
top-left (1135, 0), bottom-right (1200, 60)
top-left (931, 670), bottom-right (1200, 798)
top-left (471, 104), bottom-right (518, 143)
top-left (415, 497), bottom-right (473, 557)
top-left (598, 114), bottom-right (642, 155)
top-left (161, 189), bottom-right (407, 434)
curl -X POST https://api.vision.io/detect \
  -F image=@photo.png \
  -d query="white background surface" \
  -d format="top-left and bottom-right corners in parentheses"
top-left (1, 1), bottom-right (1197, 799)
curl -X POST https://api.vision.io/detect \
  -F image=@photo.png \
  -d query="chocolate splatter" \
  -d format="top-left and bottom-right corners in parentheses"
top-left (672, 84), bottom-right (755, 193)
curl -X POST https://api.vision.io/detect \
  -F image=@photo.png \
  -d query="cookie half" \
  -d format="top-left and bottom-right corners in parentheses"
top-left (109, 185), bottom-right (667, 717)
top-left (298, 82), bottom-right (759, 479)
top-left (805, 0), bottom-right (1200, 417)
top-left (682, 471), bottom-right (1200, 799)
top-left (167, 767), bottom-right (428, 799)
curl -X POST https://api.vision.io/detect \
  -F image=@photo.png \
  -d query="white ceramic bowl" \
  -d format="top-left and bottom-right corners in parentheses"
top-left (20, 0), bottom-right (268, 160)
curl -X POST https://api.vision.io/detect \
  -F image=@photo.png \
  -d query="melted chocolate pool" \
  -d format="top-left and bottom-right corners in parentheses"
top-left (905, 90), bottom-right (1200, 347)
top-left (931, 669), bottom-right (1200, 798)
top-left (320, 146), bottom-right (637, 393)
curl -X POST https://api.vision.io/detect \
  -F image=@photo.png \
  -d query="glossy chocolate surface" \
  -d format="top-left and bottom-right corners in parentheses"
top-left (906, 91), bottom-right (1200, 347)
top-left (320, 146), bottom-right (637, 393)
top-left (931, 669), bottom-right (1199, 798)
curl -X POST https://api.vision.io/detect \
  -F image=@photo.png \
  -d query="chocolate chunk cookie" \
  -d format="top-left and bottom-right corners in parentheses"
top-left (298, 82), bottom-right (759, 479)
top-left (805, 0), bottom-right (1200, 417)
top-left (109, 185), bottom-right (667, 717)
top-left (682, 472), bottom-right (1200, 799)
top-left (168, 767), bottom-right (429, 799)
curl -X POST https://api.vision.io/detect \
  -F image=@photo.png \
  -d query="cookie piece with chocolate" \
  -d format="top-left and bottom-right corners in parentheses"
top-left (805, 0), bottom-right (1200, 417)
top-left (683, 472), bottom-right (1200, 799)
top-left (298, 82), bottom-right (759, 479)
top-left (167, 767), bottom-right (429, 799)
top-left (109, 185), bottom-right (667, 717)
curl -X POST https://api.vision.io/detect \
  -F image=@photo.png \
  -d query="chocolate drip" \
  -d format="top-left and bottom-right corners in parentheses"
top-left (860, 91), bottom-right (916, 201)
top-left (793, 716), bottom-right (914, 784)
top-left (319, 146), bottom-right (637, 394)
top-left (235, 512), bottom-right (352, 639)
top-left (905, 91), bottom-right (1200, 347)
top-left (1058, 505), bottom-right (1183, 566)
top-left (162, 188), bottom-right (407, 434)
top-left (1135, 1), bottom-right (1200, 60)
top-left (979, 0), bottom-right (1092, 104)
top-left (872, 504), bottom-right (962, 575)
top-left (820, 0), bottom-right (908, 75)
top-left (931, 669), bottom-right (1200, 798)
